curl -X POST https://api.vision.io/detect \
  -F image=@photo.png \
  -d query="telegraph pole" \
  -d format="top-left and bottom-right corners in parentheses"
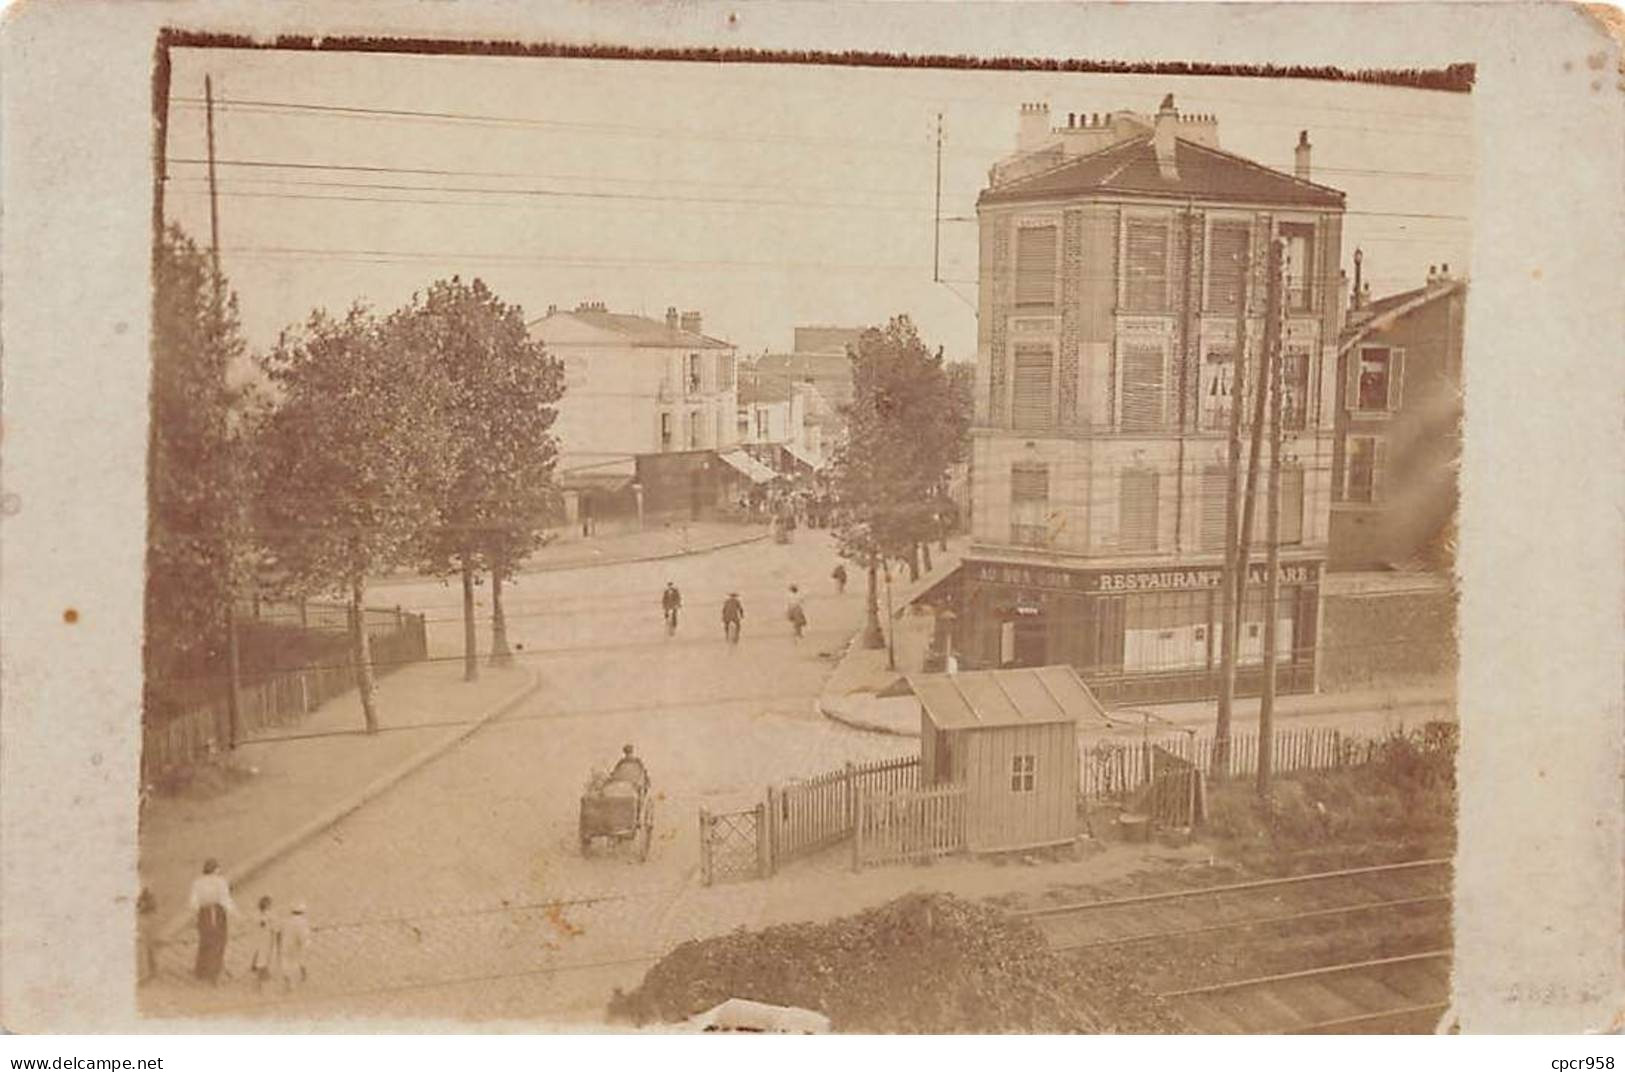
top-left (206, 74), bottom-right (243, 750)
top-left (1257, 237), bottom-right (1287, 797)
top-left (933, 112), bottom-right (943, 284)
top-left (1214, 247), bottom-right (1250, 775)
top-left (1230, 233), bottom-right (1277, 720)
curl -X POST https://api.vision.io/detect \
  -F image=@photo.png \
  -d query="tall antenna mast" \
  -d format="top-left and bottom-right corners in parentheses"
top-left (933, 112), bottom-right (943, 284)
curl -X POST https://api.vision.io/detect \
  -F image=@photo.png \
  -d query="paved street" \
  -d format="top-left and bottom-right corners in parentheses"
top-left (143, 530), bottom-right (913, 1023)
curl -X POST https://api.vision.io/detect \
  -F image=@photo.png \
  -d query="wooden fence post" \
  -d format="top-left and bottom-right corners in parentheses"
top-left (755, 802), bottom-right (768, 879)
top-left (699, 808), bottom-right (712, 886)
top-left (851, 787), bottom-right (864, 873)
top-left (763, 788), bottom-right (777, 876)
top-left (844, 760), bottom-right (856, 835)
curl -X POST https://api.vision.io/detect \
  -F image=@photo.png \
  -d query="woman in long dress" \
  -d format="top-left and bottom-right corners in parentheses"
top-left (187, 858), bottom-right (236, 984)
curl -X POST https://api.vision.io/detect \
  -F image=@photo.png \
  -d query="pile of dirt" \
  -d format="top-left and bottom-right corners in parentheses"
top-left (607, 892), bottom-right (1185, 1033)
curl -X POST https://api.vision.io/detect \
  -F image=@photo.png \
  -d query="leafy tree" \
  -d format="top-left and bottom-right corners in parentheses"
top-left (144, 225), bottom-right (249, 715)
top-left (252, 304), bottom-right (452, 732)
top-left (398, 277), bottom-right (565, 677)
top-left (832, 317), bottom-right (961, 647)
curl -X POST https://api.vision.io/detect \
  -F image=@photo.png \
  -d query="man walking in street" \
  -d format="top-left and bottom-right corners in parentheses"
top-left (832, 563), bottom-right (847, 595)
top-left (662, 581), bottom-right (682, 636)
top-left (721, 591), bottom-right (744, 646)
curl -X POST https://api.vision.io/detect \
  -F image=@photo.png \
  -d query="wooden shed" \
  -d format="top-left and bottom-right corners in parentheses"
top-left (910, 665), bottom-right (1108, 854)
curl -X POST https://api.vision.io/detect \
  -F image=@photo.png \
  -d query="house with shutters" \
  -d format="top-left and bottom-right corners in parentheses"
top-left (949, 94), bottom-right (1348, 705)
top-left (1329, 261), bottom-right (1466, 571)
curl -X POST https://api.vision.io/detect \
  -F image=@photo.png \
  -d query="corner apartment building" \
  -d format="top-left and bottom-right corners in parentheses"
top-left (956, 96), bottom-right (1347, 705)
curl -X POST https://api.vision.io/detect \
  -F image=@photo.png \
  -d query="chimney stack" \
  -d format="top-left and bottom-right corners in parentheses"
top-left (665, 306), bottom-right (679, 330)
top-left (1351, 248), bottom-right (1364, 310)
top-left (680, 310), bottom-right (702, 335)
top-left (1427, 265), bottom-right (1438, 285)
top-left (1153, 93), bottom-right (1179, 180)
top-left (1018, 101), bottom-right (1050, 151)
top-left (1295, 130), bottom-right (1312, 181)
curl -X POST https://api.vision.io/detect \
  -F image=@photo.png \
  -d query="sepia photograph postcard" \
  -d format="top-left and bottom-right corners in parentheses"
top-left (0, 0), bottom-right (1620, 1052)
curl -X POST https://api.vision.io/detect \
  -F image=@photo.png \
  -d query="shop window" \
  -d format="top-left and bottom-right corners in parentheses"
top-left (1218, 587), bottom-right (1296, 665)
top-left (1346, 435), bottom-right (1383, 503)
top-left (1124, 218), bottom-right (1170, 312)
top-left (1010, 462), bottom-right (1050, 546)
top-left (1015, 225), bottom-right (1058, 308)
top-left (1012, 346), bottom-right (1054, 430)
top-left (1124, 591), bottom-right (1209, 671)
top-left (1010, 754), bottom-right (1036, 792)
top-left (1119, 468), bottom-right (1159, 552)
top-left (1207, 221), bottom-right (1250, 312)
top-left (1352, 346), bottom-right (1405, 413)
top-left (1119, 343), bottom-right (1166, 431)
top-left (1281, 222), bottom-right (1315, 311)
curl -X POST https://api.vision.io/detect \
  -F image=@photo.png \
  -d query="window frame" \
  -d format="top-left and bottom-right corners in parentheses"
top-left (1118, 466), bottom-right (1161, 553)
top-left (1010, 342), bottom-right (1056, 431)
top-left (1350, 344), bottom-right (1406, 415)
top-left (1121, 213), bottom-right (1174, 313)
top-left (1204, 216), bottom-right (1253, 314)
top-left (1009, 754), bottom-right (1037, 793)
top-left (687, 352), bottom-right (703, 394)
top-left (1279, 220), bottom-right (1317, 312)
top-left (1344, 434), bottom-right (1384, 503)
top-left (1009, 461), bottom-right (1051, 547)
top-left (1117, 337), bottom-right (1169, 432)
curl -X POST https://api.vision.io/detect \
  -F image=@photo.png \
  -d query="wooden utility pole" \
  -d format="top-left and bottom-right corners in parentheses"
top-left (1213, 247), bottom-right (1250, 775)
top-left (1257, 238), bottom-right (1288, 797)
top-left (933, 113), bottom-right (943, 284)
top-left (205, 74), bottom-right (243, 751)
top-left (1230, 231), bottom-right (1277, 722)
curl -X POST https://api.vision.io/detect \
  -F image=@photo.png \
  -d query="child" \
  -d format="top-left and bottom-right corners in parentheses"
top-left (248, 895), bottom-right (280, 992)
top-left (281, 902), bottom-right (311, 992)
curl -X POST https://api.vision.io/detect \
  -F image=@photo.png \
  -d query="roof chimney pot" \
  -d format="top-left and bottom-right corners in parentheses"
top-left (1295, 130), bottom-right (1312, 181)
top-left (1153, 94), bottom-right (1179, 180)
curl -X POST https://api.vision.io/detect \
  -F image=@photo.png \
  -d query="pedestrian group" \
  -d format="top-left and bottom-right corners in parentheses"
top-left (169, 857), bottom-right (310, 994)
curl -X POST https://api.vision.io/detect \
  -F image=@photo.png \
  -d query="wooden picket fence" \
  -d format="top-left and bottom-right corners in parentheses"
top-left (764, 755), bottom-right (918, 871)
top-left (141, 603), bottom-right (429, 783)
top-left (852, 782), bottom-right (968, 871)
top-left (1080, 723), bottom-right (1451, 802)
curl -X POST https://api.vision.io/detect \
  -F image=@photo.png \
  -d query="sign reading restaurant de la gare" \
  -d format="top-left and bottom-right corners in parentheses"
top-left (968, 560), bottom-right (1321, 593)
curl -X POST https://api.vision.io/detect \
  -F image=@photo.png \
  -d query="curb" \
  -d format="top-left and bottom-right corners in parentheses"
top-left (817, 698), bottom-right (921, 739)
top-left (158, 668), bottom-right (544, 943)
top-left (517, 531), bottom-right (771, 575)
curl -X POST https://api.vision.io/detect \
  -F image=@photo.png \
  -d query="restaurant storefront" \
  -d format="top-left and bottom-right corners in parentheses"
top-left (955, 558), bottom-right (1322, 705)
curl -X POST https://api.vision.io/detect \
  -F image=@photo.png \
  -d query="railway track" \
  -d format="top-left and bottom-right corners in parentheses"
top-left (1018, 858), bottom-right (1453, 1034)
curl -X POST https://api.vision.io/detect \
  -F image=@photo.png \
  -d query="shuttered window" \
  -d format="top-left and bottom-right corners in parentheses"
top-left (1010, 463), bottom-right (1049, 546)
top-left (1012, 346), bottom-right (1053, 429)
top-left (1201, 465), bottom-right (1230, 550)
top-left (1281, 222), bottom-right (1316, 311)
top-left (1279, 463), bottom-right (1305, 545)
top-left (1015, 225), bottom-right (1058, 307)
top-left (1282, 347), bottom-right (1310, 430)
top-left (1119, 343), bottom-right (1165, 431)
top-left (1124, 218), bottom-right (1169, 311)
top-left (1346, 436), bottom-right (1382, 503)
top-left (1120, 468), bottom-right (1159, 552)
top-left (1207, 221), bottom-right (1250, 312)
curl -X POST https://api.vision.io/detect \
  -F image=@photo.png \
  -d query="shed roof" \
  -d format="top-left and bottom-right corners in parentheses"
top-left (908, 665), bottom-right (1109, 732)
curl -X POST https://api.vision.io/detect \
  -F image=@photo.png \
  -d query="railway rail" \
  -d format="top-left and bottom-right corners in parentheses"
top-left (1019, 858), bottom-right (1454, 1034)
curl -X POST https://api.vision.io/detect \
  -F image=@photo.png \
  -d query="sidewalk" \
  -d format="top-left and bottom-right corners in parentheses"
top-left (141, 660), bottom-right (540, 943)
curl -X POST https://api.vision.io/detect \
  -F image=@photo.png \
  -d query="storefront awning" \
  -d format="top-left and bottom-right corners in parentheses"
top-left (558, 457), bottom-right (636, 493)
top-left (782, 443), bottom-right (825, 471)
top-left (718, 450), bottom-right (776, 484)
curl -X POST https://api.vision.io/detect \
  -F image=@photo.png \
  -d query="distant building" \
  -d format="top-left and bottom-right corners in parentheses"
top-left (530, 302), bottom-right (762, 525)
top-left (737, 372), bottom-right (824, 476)
top-left (750, 325), bottom-right (863, 451)
top-left (951, 95), bottom-right (1347, 705)
top-left (1329, 260), bottom-right (1466, 571)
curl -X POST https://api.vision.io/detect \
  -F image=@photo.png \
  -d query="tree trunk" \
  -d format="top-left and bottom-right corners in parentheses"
top-left (351, 577), bottom-right (379, 734)
top-left (921, 541), bottom-right (934, 574)
top-left (862, 553), bottom-right (885, 649)
top-left (489, 563), bottom-right (513, 668)
top-left (460, 553), bottom-right (479, 682)
top-left (907, 544), bottom-right (920, 582)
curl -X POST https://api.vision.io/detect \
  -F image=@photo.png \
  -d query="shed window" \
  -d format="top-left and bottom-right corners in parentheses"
top-left (1010, 754), bottom-right (1036, 792)
top-left (1015, 225), bottom-right (1058, 308)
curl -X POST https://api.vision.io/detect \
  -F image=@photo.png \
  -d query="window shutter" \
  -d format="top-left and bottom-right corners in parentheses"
top-left (1011, 463), bottom-right (1049, 502)
top-left (1279, 464), bottom-right (1304, 544)
top-left (1120, 344), bottom-right (1165, 430)
top-left (1388, 347), bottom-right (1406, 411)
top-left (1125, 219), bottom-right (1169, 310)
top-left (1371, 439), bottom-right (1388, 502)
top-left (1206, 222), bottom-right (1250, 311)
top-left (1201, 466), bottom-right (1229, 550)
top-left (1012, 347), bottom-right (1053, 429)
top-left (1015, 225), bottom-right (1058, 307)
top-left (1120, 469), bottom-right (1159, 551)
top-left (1345, 350), bottom-right (1361, 411)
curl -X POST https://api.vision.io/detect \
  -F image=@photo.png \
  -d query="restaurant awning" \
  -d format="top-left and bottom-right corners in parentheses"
top-left (782, 443), bottom-right (825, 471)
top-left (718, 449), bottom-right (777, 484)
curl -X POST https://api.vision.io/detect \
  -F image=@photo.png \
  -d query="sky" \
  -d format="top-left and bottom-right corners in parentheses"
top-left (163, 48), bottom-right (1473, 361)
